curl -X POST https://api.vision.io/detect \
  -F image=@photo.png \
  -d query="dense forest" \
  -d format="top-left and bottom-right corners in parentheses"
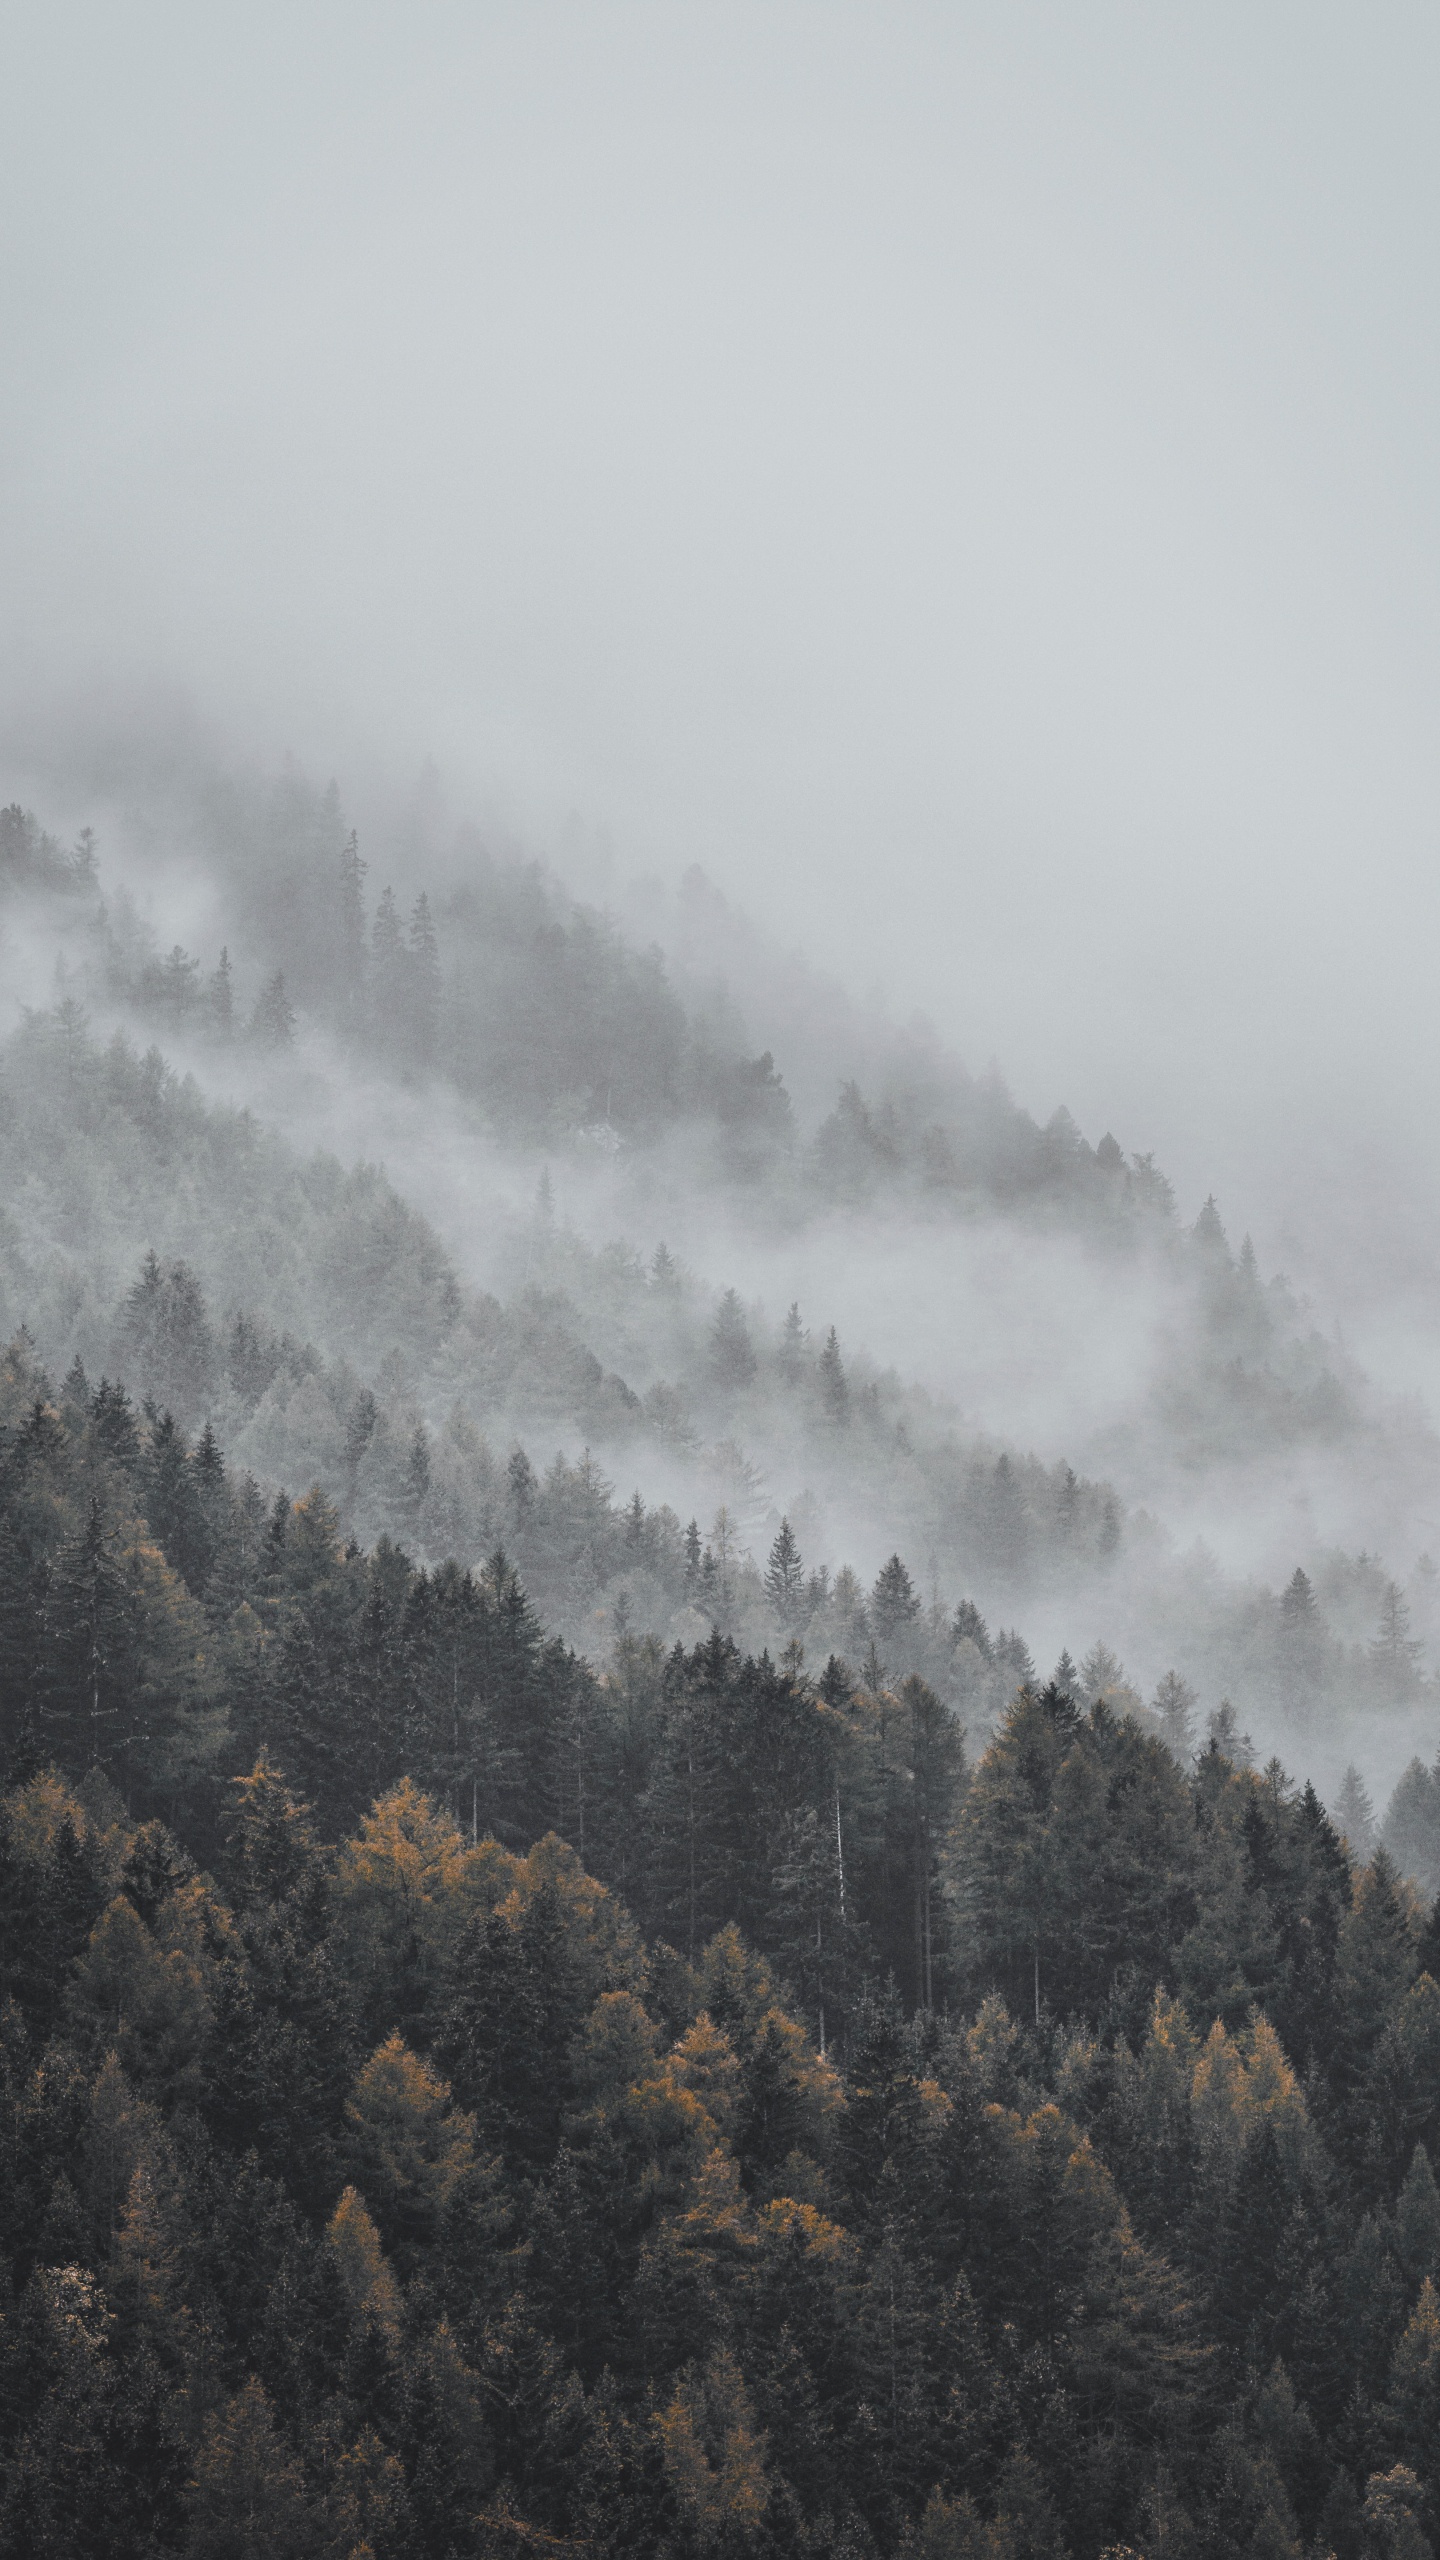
top-left (6, 770), bottom-right (1440, 2552)
top-left (7, 1405), bottom-right (1440, 2553)
top-left (0, 787), bottom-right (1282, 1223)
top-left (3, 777), bottom-right (1439, 1783)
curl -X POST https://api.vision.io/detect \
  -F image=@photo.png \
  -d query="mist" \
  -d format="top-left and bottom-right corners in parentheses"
top-left (3, 4), bottom-right (1440, 1224)
top-left (12, 25), bottom-right (1440, 2542)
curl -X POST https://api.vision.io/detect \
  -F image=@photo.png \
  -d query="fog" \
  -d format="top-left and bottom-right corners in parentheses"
top-left (5, 7), bottom-right (1440, 1814)
top-left (6, 7), bottom-right (1440, 1190)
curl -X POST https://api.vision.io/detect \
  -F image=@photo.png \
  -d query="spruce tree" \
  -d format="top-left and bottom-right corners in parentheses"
top-left (818, 1326), bottom-right (849, 1423)
top-left (765, 1519), bottom-right (805, 1628)
top-left (709, 1288), bottom-right (757, 1393)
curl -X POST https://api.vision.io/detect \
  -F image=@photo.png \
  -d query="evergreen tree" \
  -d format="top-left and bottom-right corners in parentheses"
top-left (1384, 1760), bottom-right (1440, 1894)
top-left (765, 1519), bottom-right (806, 1628)
top-left (818, 1325), bottom-right (849, 1423)
top-left (952, 1599), bottom-right (992, 1661)
top-left (142, 1410), bottom-right (215, 1595)
top-left (208, 944), bottom-right (235, 1037)
top-left (115, 1252), bottom-right (217, 1424)
top-left (1208, 1698), bottom-right (1255, 1767)
top-left (1373, 1581), bottom-right (1424, 1696)
top-left (371, 887), bottom-right (407, 1054)
top-left (1153, 1667), bottom-right (1197, 1761)
top-left (1336, 1763), bottom-right (1378, 1859)
top-left (871, 1554), bottom-right (921, 1659)
top-left (44, 1498), bottom-right (140, 1773)
top-left (777, 1301), bottom-right (807, 1383)
top-left (709, 1288), bottom-right (757, 1393)
top-left (338, 829), bottom-right (368, 1023)
top-left (408, 891), bottom-right (441, 1066)
top-left (251, 968), bottom-right (296, 1047)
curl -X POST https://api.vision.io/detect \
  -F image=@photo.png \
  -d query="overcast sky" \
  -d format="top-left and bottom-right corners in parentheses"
top-left (3, 3), bottom-right (1439, 1297)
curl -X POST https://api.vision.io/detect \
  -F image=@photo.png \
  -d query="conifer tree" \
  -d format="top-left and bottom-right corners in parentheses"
top-left (251, 968), bottom-right (296, 1047)
top-left (1153, 1667), bottom-right (1198, 1762)
top-left (709, 1288), bottom-right (757, 1393)
top-left (1395, 2145), bottom-right (1440, 2283)
top-left (1336, 1763), bottom-right (1378, 1859)
top-left (371, 886), bottom-right (406, 1054)
top-left (408, 891), bottom-right (441, 1066)
top-left (207, 944), bottom-right (234, 1037)
top-left (818, 1324), bottom-right (849, 1423)
top-left (777, 1301), bottom-right (807, 1383)
top-left (45, 1499), bottom-right (138, 1773)
top-left (765, 1518), bottom-right (805, 1628)
top-left (338, 828), bottom-right (368, 1023)
top-left (871, 1554), bottom-right (920, 1651)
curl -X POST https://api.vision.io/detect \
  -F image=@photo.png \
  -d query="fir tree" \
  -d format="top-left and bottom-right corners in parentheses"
top-left (709, 1288), bottom-right (757, 1393)
top-left (338, 829), bottom-right (368, 1022)
top-left (408, 892), bottom-right (441, 1066)
top-left (251, 969), bottom-right (296, 1047)
top-left (765, 1519), bottom-right (806, 1628)
top-left (208, 944), bottom-right (234, 1037)
top-left (818, 1326), bottom-right (849, 1424)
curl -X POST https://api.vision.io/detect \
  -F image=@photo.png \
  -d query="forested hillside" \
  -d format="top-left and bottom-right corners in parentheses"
top-left (7, 1574), bottom-right (1440, 2553)
top-left (8, 755), bottom-right (1440, 2546)
top-left (0, 983), bottom-right (1431, 1803)
top-left (0, 783), bottom-right (1222, 1217)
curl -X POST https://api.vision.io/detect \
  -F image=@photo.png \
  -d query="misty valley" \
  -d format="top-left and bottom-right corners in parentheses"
top-left (3, 769), bottom-right (1440, 2559)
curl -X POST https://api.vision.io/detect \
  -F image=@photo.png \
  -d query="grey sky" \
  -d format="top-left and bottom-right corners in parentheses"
top-left (3, 4), bottom-right (1439, 1269)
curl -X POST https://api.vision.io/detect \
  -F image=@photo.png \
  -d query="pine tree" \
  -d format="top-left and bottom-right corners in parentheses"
top-left (89, 1377), bottom-right (141, 1473)
top-left (408, 892), bottom-right (441, 1066)
top-left (904, 1673), bottom-right (965, 2010)
top-left (1281, 1565), bottom-right (1319, 1628)
top-left (115, 1253), bottom-right (217, 1425)
top-left (871, 1555), bottom-right (920, 1652)
top-left (1079, 1639), bottom-right (1124, 1703)
top-left (1383, 1760), bottom-right (1440, 1895)
top-left (1208, 1698), bottom-right (1255, 1768)
top-left (710, 1289), bottom-right (757, 1393)
top-left (251, 969), bottom-right (296, 1047)
top-left (1193, 1194), bottom-right (1230, 1256)
top-left (157, 943), bottom-right (200, 1024)
top-left (993, 1627), bottom-right (1035, 1687)
top-left (1395, 2145), bottom-right (1440, 2283)
top-left (339, 829), bottom-right (368, 1023)
top-left (185, 2377), bottom-right (315, 2557)
top-left (818, 1326), bottom-right (849, 1424)
top-left (1373, 1581), bottom-right (1424, 1696)
top-left (207, 945), bottom-right (234, 1038)
top-left (0, 1527), bottom-right (45, 1780)
top-left (371, 887), bottom-right (407, 1054)
top-left (1153, 1668), bottom-right (1197, 1762)
top-left (765, 1520), bottom-right (806, 1628)
top-left (952, 1600), bottom-right (992, 1662)
top-left (143, 1411), bottom-right (215, 1595)
top-left (778, 1301), bottom-right (807, 1384)
top-left (1335, 1763), bottom-right (1377, 1859)
top-left (44, 1499), bottom-right (138, 1773)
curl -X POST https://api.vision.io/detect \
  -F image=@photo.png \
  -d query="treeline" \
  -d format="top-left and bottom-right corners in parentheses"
top-left (0, 997), bottom-right (1420, 1766)
top-left (4, 771), bottom-right (1190, 1217)
top-left (0, 1328), bottom-right (985, 2010)
top-left (0, 997), bottom-right (1136, 1649)
top-left (99, 783), bottom-right (800, 1155)
top-left (0, 802), bottom-right (99, 898)
top-left (9, 1682), bottom-right (1440, 2547)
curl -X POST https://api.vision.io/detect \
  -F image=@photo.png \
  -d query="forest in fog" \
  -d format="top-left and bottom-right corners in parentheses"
top-left (13, 0), bottom-right (1440, 2548)
top-left (0, 766), bottom-right (1439, 2555)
